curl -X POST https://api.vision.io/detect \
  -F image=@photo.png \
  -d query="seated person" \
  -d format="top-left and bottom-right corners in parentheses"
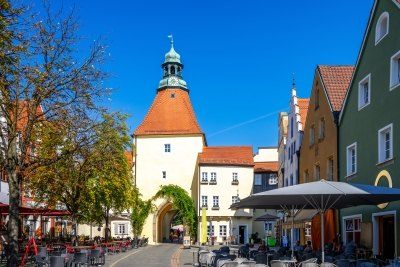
top-left (294, 240), bottom-right (303, 252)
top-left (304, 241), bottom-right (313, 253)
top-left (344, 238), bottom-right (357, 258)
top-left (258, 240), bottom-right (268, 252)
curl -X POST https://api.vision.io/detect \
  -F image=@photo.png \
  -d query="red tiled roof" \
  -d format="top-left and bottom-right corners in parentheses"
top-left (199, 146), bottom-right (254, 166)
top-left (318, 65), bottom-right (355, 112)
top-left (254, 161), bottom-right (279, 173)
top-left (134, 88), bottom-right (203, 136)
top-left (124, 151), bottom-right (133, 166)
top-left (297, 98), bottom-right (309, 126)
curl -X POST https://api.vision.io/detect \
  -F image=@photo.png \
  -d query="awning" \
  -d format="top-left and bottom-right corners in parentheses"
top-left (0, 203), bottom-right (70, 217)
top-left (254, 212), bottom-right (279, 222)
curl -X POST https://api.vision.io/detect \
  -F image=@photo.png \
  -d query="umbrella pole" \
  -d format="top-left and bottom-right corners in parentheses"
top-left (291, 207), bottom-right (294, 259)
top-left (321, 211), bottom-right (325, 263)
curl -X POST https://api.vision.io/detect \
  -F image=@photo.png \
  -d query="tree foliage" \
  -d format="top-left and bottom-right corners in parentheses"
top-left (153, 185), bottom-right (197, 238)
top-left (130, 188), bottom-right (153, 238)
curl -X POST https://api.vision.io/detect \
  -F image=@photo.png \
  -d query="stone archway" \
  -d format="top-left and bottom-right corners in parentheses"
top-left (153, 201), bottom-right (178, 243)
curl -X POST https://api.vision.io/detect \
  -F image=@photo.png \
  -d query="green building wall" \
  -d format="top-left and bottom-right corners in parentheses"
top-left (339, 0), bottom-right (400, 256)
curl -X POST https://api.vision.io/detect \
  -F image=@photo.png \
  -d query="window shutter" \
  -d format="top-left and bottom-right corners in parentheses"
top-left (114, 223), bottom-right (118, 235)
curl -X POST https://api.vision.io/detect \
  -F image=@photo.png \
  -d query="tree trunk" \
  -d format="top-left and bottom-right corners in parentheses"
top-left (7, 168), bottom-right (20, 266)
top-left (105, 208), bottom-right (110, 242)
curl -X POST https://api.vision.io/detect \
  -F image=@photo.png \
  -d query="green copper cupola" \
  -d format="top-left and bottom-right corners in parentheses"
top-left (158, 35), bottom-right (188, 90)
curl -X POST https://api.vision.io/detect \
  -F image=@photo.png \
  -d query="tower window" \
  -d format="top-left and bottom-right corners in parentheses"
top-left (375, 12), bottom-right (389, 45)
top-left (171, 66), bottom-right (175, 75)
top-left (164, 144), bottom-right (171, 153)
top-left (162, 171), bottom-right (167, 179)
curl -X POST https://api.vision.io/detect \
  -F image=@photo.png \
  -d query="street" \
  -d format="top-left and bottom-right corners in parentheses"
top-left (104, 244), bottom-right (194, 267)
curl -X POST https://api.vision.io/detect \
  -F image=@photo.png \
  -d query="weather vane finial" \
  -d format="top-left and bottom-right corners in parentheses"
top-left (292, 73), bottom-right (296, 88)
top-left (168, 34), bottom-right (174, 48)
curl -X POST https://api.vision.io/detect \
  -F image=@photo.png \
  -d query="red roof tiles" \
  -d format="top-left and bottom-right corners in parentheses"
top-left (199, 146), bottom-right (254, 166)
top-left (297, 98), bottom-right (310, 127)
top-left (254, 161), bottom-right (279, 173)
top-left (134, 88), bottom-right (203, 136)
top-left (318, 65), bottom-right (354, 112)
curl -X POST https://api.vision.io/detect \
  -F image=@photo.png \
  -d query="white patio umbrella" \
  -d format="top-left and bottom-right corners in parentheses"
top-left (231, 179), bottom-right (400, 262)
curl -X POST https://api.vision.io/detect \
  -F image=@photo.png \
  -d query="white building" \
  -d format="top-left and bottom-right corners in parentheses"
top-left (283, 84), bottom-right (309, 187)
top-left (198, 146), bottom-right (254, 244)
top-left (277, 113), bottom-right (288, 188)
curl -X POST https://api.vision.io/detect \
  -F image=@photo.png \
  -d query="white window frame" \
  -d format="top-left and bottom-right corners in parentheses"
top-left (210, 172), bottom-right (217, 182)
top-left (346, 143), bottom-right (357, 176)
top-left (201, 196), bottom-right (208, 208)
top-left (390, 50), bottom-right (400, 90)
top-left (219, 225), bottom-right (227, 237)
top-left (378, 123), bottom-right (393, 163)
top-left (232, 172), bottom-right (238, 182)
top-left (342, 214), bottom-right (362, 245)
top-left (164, 144), bottom-right (171, 153)
top-left (358, 74), bottom-right (371, 110)
top-left (213, 196), bottom-right (219, 207)
top-left (327, 157), bottom-right (334, 181)
top-left (207, 225), bottom-right (214, 236)
top-left (162, 171), bottom-right (167, 179)
top-left (254, 174), bottom-right (262, 186)
top-left (232, 195), bottom-right (239, 204)
top-left (375, 12), bottom-right (389, 45)
top-left (117, 223), bottom-right (127, 235)
top-left (201, 172), bottom-right (208, 182)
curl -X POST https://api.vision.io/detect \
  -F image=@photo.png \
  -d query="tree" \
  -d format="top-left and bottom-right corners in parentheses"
top-left (0, 1), bottom-right (107, 260)
top-left (85, 113), bottom-right (135, 241)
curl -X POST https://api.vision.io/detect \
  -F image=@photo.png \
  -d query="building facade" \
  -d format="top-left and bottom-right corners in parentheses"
top-left (198, 146), bottom-right (254, 244)
top-left (339, 0), bottom-right (400, 259)
top-left (277, 113), bottom-right (288, 188)
top-left (299, 66), bottom-right (354, 183)
top-left (252, 147), bottom-right (279, 240)
top-left (283, 85), bottom-right (309, 187)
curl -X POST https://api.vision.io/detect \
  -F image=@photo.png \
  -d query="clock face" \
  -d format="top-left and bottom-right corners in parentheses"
top-left (169, 77), bottom-right (179, 86)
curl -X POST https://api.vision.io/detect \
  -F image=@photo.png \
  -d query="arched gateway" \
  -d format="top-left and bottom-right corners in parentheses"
top-left (153, 201), bottom-right (178, 243)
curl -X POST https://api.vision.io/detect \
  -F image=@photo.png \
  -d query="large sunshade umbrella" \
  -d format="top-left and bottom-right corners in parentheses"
top-left (230, 180), bottom-right (400, 262)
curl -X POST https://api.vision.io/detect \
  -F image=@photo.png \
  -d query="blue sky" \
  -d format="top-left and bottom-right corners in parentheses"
top-left (58, 0), bottom-right (373, 149)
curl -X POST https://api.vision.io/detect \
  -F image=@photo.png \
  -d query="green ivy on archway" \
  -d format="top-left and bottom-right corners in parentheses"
top-left (153, 185), bottom-right (197, 238)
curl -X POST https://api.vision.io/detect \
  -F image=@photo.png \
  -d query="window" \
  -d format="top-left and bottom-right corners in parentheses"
top-left (346, 143), bottom-right (357, 176)
top-left (232, 195), bottom-right (239, 204)
top-left (375, 12), bottom-right (389, 45)
top-left (290, 117), bottom-right (294, 138)
top-left (390, 50), bottom-right (400, 89)
top-left (315, 164), bottom-right (320, 180)
top-left (289, 174), bottom-right (293, 186)
top-left (162, 171), bottom-right (167, 179)
top-left (164, 144), bottom-right (171, 153)
top-left (232, 172), bottom-right (238, 182)
top-left (319, 118), bottom-right (325, 139)
top-left (219, 225), bottom-right (227, 237)
top-left (358, 74), bottom-right (371, 110)
top-left (304, 170), bottom-right (309, 183)
top-left (213, 196), bottom-right (219, 208)
top-left (254, 174), bottom-right (262, 186)
top-left (201, 196), bottom-right (208, 208)
top-left (116, 223), bottom-right (127, 235)
top-left (327, 157), bottom-right (334, 181)
top-left (207, 225), bottom-right (214, 236)
top-left (378, 124), bottom-right (393, 163)
top-left (210, 172), bottom-right (217, 183)
top-left (269, 174), bottom-right (278, 185)
top-left (309, 126), bottom-right (315, 145)
top-left (201, 172), bottom-right (208, 182)
top-left (344, 216), bottom-right (361, 246)
top-left (264, 222), bottom-right (273, 231)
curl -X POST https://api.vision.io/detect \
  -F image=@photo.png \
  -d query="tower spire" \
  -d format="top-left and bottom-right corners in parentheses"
top-left (158, 36), bottom-right (188, 90)
top-left (291, 73), bottom-right (297, 97)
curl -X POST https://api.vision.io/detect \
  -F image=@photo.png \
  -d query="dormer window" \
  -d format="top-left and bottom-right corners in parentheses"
top-left (375, 12), bottom-right (389, 45)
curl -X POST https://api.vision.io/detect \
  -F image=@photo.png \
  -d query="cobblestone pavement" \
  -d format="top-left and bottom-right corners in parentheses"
top-left (104, 243), bottom-right (181, 267)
